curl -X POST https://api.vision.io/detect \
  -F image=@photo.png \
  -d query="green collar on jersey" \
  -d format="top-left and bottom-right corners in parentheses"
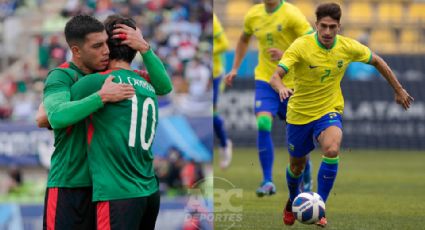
top-left (265, 0), bottom-right (284, 14)
top-left (315, 32), bottom-right (337, 50)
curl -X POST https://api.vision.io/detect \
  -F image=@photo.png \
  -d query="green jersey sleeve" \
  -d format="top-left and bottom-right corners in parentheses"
top-left (43, 69), bottom-right (104, 129)
top-left (71, 74), bottom-right (107, 100)
top-left (141, 49), bottom-right (173, 95)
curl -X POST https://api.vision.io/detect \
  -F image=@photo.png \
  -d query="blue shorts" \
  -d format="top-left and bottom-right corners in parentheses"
top-left (213, 76), bottom-right (222, 106)
top-left (287, 112), bottom-right (343, 158)
top-left (254, 80), bottom-right (289, 120)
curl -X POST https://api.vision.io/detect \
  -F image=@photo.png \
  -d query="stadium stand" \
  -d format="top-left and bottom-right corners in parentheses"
top-left (221, 0), bottom-right (425, 54)
top-left (347, 2), bottom-right (373, 24)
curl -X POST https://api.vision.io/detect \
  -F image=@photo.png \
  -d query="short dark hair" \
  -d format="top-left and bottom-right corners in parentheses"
top-left (64, 15), bottom-right (105, 46)
top-left (104, 14), bottom-right (137, 63)
top-left (316, 3), bottom-right (342, 22)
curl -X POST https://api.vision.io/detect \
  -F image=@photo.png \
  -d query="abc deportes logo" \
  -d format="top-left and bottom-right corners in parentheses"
top-left (185, 177), bottom-right (243, 229)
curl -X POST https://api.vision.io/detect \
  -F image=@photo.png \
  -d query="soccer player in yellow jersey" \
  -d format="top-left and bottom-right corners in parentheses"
top-left (269, 3), bottom-right (414, 227)
top-left (213, 13), bottom-right (232, 169)
top-left (225, 0), bottom-right (314, 196)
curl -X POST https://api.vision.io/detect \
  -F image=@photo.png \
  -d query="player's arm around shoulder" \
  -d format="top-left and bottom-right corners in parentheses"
top-left (71, 73), bottom-right (135, 102)
top-left (368, 53), bottom-right (414, 110)
top-left (44, 70), bottom-right (134, 129)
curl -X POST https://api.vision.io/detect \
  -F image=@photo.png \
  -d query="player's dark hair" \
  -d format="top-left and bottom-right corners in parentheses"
top-left (104, 14), bottom-right (137, 63)
top-left (64, 15), bottom-right (105, 46)
top-left (316, 3), bottom-right (341, 22)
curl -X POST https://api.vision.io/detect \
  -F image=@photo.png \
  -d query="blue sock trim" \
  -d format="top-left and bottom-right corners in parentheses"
top-left (317, 160), bottom-right (339, 202)
top-left (286, 166), bottom-right (303, 201)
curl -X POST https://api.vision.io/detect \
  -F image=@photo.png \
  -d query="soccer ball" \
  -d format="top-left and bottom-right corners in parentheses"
top-left (292, 192), bottom-right (326, 224)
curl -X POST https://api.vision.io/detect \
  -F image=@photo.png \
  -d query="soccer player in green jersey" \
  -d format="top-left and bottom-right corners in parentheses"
top-left (41, 15), bottom-right (135, 230)
top-left (41, 15), bottom-right (171, 230)
top-left (269, 3), bottom-right (414, 227)
top-left (225, 0), bottom-right (314, 197)
top-left (71, 15), bottom-right (172, 230)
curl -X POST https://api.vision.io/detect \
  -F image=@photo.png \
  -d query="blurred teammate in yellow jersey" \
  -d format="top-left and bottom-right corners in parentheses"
top-left (270, 3), bottom-right (414, 227)
top-left (213, 13), bottom-right (232, 169)
top-left (225, 0), bottom-right (314, 197)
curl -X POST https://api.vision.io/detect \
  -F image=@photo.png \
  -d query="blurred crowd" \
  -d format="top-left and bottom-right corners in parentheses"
top-left (0, 0), bottom-right (213, 121)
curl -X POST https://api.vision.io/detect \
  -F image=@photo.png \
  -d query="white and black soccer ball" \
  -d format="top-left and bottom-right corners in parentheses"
top-left (292, 192), bottom-right (326, 224)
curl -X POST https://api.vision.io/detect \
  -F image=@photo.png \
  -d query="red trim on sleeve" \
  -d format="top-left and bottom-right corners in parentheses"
top-left (99, 69), bottom-right (113, 75)
top-left (46, 187), bottom-right (58, 230)
top-left (58, 62), bottom-right (70, 68)
top-left (134, 69), bottom-right (151, 83)
top-left (87, 116), bottom-right (94, 146)
top-left (97, 201), bottom-right (111, 230)
top-left (66, 126), bottom-right (73, 136)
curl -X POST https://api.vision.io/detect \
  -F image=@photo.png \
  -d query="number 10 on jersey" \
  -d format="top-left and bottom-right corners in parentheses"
top-left (128, 95), bottom-right (157, 150)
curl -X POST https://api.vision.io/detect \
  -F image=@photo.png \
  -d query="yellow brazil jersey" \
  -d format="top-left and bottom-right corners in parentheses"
top-left (278, 32), bottom-right (372, 125)
top-left (243, 1), bottom-right (312, 88)
top-left (213, 13), bottom-right (229, 78)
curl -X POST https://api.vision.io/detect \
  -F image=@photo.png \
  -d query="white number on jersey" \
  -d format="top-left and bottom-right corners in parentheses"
top-left (128, 95), bottom-right (156, 150)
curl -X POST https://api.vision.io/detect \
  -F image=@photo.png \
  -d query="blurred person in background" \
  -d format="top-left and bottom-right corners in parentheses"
top-left (213, 13), bottom-right (232, 169)
top-left (225, 0), bottom-right (314, 197)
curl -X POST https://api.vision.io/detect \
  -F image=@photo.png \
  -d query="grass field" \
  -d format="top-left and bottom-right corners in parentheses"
top-left (214, 148), bottom-right (425, 230)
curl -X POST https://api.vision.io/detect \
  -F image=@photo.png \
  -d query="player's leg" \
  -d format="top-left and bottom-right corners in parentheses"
top-left (254, 80), bottom-right (280, 196)
top-left (139, 190), bottom-right (160, 230)
top-left (277, 93), bottom-right (313, 192)
top-left (314, 113), bottom-right (343, 203)
top-left (314, 112), bottom-right (343, 227)
top-left (283, 122), bottom-right (315, 225)
top-left (213, 76), bottom-right (232, 169)
top-left (97, 197), bottom-right (145, 230)
top-left (43, 187), bottom-right (95, 230)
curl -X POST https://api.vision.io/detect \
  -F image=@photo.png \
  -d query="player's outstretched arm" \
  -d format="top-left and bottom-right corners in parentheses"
top-left (269, 66), bottom-right (293, 102)
top-left (225, 32), bottom-right (251, 86)
top-left (369, 53), bottom-right (414, 110)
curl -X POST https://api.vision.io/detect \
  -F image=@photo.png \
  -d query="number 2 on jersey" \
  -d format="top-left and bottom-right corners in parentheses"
top-left (128, 95), bottom-right (157, 150)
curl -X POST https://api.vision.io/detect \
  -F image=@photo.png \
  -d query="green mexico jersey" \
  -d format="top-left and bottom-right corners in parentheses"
top-left (71, 69), bottom-right (159, 201)
top-left (43, 62), bottom-right (92, 187)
